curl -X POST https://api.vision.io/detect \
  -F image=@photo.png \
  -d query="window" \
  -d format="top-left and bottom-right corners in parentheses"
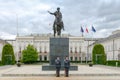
top-left (70, 47), bottom-right (73, 53)
top-left (39, 55), bottom-right (42, 61)
top-left (39, 47), bottom-right (42, 53)
top-left (44, 56), bottom-right (47, 61)
top-left (44, 46), bottom-right (47, 53)
top-left (75, 47), bottom-right (77, 53)
top-left (75, 57), bottom-right (77, 61)
top-left (79, 47), bottom-right (81, 53)
top-left (79, 57), bottom-right (81, 61)
top-left (85, 57), bottom-right (86, 61)
top-left (70, 57), bottom-right (73, 61)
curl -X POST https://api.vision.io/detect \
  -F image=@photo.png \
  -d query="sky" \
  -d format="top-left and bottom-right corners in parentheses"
top-left (0, 0), bottom-right (120, 39)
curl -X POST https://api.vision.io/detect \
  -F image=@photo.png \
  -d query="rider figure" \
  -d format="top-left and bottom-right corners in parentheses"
top-left (48, 7), bottom-right (64, 37)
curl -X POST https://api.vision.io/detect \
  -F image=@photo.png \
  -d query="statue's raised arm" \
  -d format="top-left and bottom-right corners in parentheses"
top-left (48, 11), bottom-right (54, 15)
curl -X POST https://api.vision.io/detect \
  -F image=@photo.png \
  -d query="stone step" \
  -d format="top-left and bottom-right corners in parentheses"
top-left (2, 73), bottom-right (120, 77)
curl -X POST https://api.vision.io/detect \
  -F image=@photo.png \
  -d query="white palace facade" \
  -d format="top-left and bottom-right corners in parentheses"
top-left (89, 30), bottom-right (120, 60)
top-left (0, 30), bottom-right (120, 61)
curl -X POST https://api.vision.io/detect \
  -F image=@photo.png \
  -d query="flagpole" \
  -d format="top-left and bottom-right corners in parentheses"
top-left (85, 27), bottom-right (89, 64)
top-left (80, 26), bottom-right (84, 63)
top-left (91, 25), bottom-right (96, 61)
top-left (81, 29), bottom-right (83, 37)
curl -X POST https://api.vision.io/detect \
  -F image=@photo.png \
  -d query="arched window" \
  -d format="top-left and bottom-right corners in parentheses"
top-left (75, 47), bottom-right (77, 53)
top-left (44, 46), bottom-right (47, 53)
top-left (44, 55), bottom-right (47, 61)
top-left (39, 55), bottom-right (42, 61)
top-left (70, 47), bottom-right (73, 53)
top-left (70, 57), bottom-right (73, 61)
top-left (39, 47), bottom-right (42, 53)
top-left (75, 57), bottom-right (77, 61)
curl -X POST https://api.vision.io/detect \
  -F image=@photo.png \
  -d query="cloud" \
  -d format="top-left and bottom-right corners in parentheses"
top-left (0, 0), bottom-right (120, 39)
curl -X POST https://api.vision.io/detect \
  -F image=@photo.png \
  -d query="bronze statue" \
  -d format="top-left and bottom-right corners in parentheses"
top-left (48, 7), bottom-right (64, 37)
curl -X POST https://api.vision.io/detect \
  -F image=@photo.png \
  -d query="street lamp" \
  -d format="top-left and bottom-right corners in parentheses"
top-left (113, 39), bottom-right (115, 60)
top-left (79, 46), bottom-right (82, 63)
top-left (118, 48), bottom-right (120, 60)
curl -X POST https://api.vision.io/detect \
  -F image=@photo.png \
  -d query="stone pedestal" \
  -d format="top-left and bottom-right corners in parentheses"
top-left (50, 38), bottom-right (69, 65)
top-left (42, 37), bottom-right (78, 70)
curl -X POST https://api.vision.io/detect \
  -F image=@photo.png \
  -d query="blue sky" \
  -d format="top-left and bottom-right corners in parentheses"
top-left (0, 0), bottom-right (120, 39)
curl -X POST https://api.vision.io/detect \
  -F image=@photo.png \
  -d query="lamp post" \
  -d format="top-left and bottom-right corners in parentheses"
top-left (86, 40), bottom-right (90, 63)
top-left (113, 39), bottom-right (115, 60)
top-left (15, 13), bottom-right (20, 63)
top-left (17, 14), bottom-right (18, 36)
top-left (15, 13), bottom-right (19, 36)
top-left (118, 48), bottom-right (120, 60)
top-left (79, 46), bottom-right (82, 63)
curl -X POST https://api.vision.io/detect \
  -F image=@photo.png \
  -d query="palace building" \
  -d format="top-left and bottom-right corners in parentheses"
top-left (0, 30), bottom-right (120, 61)
top-left (89, 30), bottom-right (120, 60)
top-left (4, 34), bottom-right (96, 62)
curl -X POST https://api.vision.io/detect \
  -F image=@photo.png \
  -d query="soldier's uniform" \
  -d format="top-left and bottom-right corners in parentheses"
top-left (55, 59), bottom-right (61, 77)
top-left (64, 59), bottom-right (70, 77)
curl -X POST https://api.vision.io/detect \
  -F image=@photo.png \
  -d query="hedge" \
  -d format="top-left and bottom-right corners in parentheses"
top-left (70, 61), bottom-right (91, 63)
top-left (1, 44), bottom-right (16, 65)
top-left (92, 44), bottom-right (106, 65)
top-left (106, 60), bottom-right (120, 67)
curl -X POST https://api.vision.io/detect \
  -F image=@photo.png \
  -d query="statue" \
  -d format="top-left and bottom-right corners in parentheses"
top-left (48, 7), bottom-right (64, 37)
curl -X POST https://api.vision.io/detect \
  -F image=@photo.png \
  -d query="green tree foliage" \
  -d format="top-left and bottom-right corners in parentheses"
top-left (22, 44), bottom-right (38, 63)
top-left (2, 44), bottom-right (16, 65)
top-left (92, 44), bottom-right (106, 65)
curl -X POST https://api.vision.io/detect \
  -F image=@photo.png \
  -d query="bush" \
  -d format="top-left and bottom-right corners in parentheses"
top-left (92, 44), bottom-right (106, 65)
top-left (107, 60), bottom-right (120, 67)
top-left (1, 44), bottom-right (16, 65)
top-left (0, 61), bottom-right (3, 66)
top-left (22, 44), bottom-right (38, 64)
top-left (39, 61), bottom-right (49, 63)
top-left (70, 61), bottom-right (91, 63)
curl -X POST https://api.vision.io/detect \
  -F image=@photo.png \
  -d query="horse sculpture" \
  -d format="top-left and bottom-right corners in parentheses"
top-left (48, 7), bottom-right (64, 37)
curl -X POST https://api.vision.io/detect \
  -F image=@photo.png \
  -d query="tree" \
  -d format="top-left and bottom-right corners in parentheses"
top-left (2, 44), bottom-right (15, 65)
top-left (22, 44), bottom-right (38, 63)
top-left (92, 44), bottom-right (106, 65)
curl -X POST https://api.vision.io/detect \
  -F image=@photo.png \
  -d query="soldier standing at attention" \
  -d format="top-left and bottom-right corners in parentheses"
top-left (64, 56), bottom-right (70, 77)
top-left (55, 56), bottom-right (61, 77)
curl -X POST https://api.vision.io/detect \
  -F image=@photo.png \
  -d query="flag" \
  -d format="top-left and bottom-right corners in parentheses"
top-left (86, 27), bottom-right (89, 33)
top-left (81, 26), bottom-right (84, 33)
top-left (92, 26), bottom-right (96, 32)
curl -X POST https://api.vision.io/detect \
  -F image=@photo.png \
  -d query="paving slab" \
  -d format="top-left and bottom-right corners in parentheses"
top-left (0, 65), bottom-right (120, 77)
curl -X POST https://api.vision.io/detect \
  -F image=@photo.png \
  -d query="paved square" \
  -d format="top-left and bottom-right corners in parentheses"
top-left (0, 65), bottom-right (120, 79)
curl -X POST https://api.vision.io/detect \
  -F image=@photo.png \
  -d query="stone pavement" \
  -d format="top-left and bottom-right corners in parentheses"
top-left (0, 76), bottom-right (120, 80)
top-left (0, 65), bottom-right (120, 79)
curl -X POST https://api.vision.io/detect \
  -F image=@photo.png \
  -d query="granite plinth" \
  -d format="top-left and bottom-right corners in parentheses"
top-left (49, 38), bottom-right (69, 65)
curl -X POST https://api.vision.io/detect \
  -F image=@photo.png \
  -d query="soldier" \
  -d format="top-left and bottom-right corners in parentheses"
top-left (55, 56), bottom-right (61, 77)
top-left (64, 56), bottom-right (70, 77)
